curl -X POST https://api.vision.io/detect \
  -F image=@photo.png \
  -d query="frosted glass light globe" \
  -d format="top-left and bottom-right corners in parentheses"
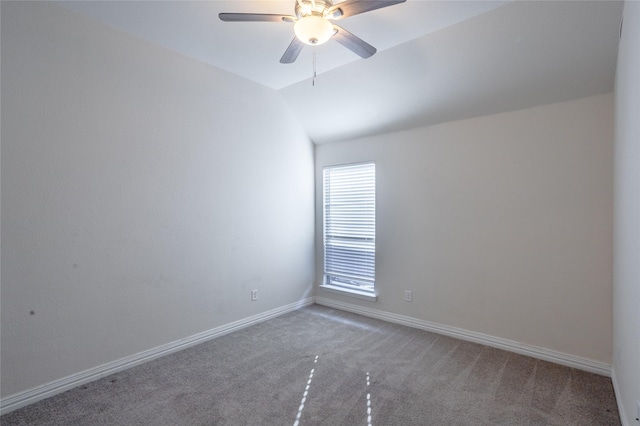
top-left (294, 15), bottom-right (334, 45)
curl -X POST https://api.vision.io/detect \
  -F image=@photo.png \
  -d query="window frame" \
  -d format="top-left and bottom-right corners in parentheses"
top-left (320, 161), bottom-right (377, 301)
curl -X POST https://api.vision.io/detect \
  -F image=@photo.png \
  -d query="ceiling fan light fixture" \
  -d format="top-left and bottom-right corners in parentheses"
top-left (294, 15), bottom-right (334, 45)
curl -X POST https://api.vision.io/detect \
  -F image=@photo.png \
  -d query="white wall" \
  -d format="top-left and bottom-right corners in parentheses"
top-left (613, 1), bottom-right (640, 424)
top-left (315, 94), bottom-right (614, 365)
top-left (1, 2), bottom-right (314, 398)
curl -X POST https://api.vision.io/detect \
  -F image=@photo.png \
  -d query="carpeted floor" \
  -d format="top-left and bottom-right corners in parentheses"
top-left (1, 305), bottom-right (620, 425)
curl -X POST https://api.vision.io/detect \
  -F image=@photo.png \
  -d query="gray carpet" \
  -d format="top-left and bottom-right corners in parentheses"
top-left (1, 305), bottom-right (620, 425)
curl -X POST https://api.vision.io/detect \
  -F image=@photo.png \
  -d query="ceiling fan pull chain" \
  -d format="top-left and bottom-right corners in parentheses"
top-left (313, 46), bottom-right (317, 86)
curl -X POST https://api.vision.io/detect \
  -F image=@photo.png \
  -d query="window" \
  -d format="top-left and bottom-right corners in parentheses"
top-left (323, 162), bottom-right (376, 296)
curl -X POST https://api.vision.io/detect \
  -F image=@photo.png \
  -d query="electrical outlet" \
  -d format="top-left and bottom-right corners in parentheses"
top-left (251, 289), bottom-right (258, 301)
top-left (404, 290), bottom-right (412, 302)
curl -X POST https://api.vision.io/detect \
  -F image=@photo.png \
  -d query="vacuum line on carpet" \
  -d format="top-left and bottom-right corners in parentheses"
top-left (293, 355), bottom-right (319, 426)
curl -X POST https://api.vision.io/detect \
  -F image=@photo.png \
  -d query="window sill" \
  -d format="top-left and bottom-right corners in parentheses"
top-left (318, 284), bottom-right (378, 302)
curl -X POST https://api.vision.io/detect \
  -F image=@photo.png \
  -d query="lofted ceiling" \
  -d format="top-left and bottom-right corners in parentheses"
top-left (57, 0), bottom-right (623, 144)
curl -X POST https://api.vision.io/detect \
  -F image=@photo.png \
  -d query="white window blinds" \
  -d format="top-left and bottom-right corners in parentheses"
top-left (323, 162), bottom-right (375, 292)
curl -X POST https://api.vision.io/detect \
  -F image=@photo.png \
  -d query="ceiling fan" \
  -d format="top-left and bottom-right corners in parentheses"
top-left (219, 0), bottom-right (406, 64)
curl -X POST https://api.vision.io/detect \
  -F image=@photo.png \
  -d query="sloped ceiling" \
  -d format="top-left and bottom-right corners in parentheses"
top-left (58, 1), bottom-right (623, 144)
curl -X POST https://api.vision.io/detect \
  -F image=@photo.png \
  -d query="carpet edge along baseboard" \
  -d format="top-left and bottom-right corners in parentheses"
top-left (0, 297), bottom-right (315, 415)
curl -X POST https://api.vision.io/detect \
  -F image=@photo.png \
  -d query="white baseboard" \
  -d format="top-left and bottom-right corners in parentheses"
top-left (1, 296), bottom-right (613, 416)
top-left (611, 368), bottom-right (632, 426)
top-left (0, 297), bottom-right (314, 415)
top-left (314, 297), bottom-right (612, 377)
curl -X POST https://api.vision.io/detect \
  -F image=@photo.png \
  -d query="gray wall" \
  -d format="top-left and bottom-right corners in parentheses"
top-left (1, 2), bottom-right (314, 398)
top-left (315, 94), bottom-right (614, 364)
top-left (613, 2), bottom-right (640, 424)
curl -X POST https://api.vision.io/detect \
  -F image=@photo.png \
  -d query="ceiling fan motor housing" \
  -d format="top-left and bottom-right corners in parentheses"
top-left (295, 0), bottom-right (334, 19)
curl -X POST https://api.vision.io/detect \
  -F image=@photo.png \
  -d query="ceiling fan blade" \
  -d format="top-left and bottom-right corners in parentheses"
top-left (332, 25), bottom-right (376, 59)
top-left (219, 13), bottom-right (295, 23)
top-left (326, 0), bottom-right (406, 20)
top-left (280, 37), bottom-right (305, 64)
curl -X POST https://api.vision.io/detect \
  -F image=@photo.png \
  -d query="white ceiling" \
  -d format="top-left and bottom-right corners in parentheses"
top-left (57, 0), bottom-right (623, 144)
